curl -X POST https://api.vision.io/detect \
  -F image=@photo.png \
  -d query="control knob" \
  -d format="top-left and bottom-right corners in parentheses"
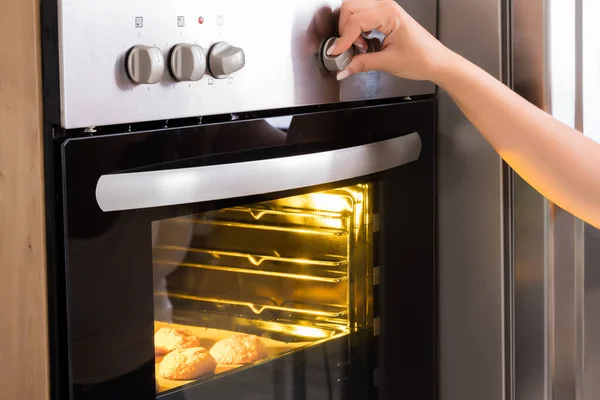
top-left (321, 37), bottom-right (355, 72)
top-left (169, 44), bottom-right (206, 82)
top-left (126, 45), bottom-right (165, 84)
top-left (208, 42), bottom-right (245, 79)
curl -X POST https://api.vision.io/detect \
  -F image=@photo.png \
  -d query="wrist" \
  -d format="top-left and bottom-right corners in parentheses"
top-left (430, 48), bottom-right (463, 89)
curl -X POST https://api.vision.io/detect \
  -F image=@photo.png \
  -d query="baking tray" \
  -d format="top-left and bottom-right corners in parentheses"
top-left (154, 322), bottom-right (309, 392)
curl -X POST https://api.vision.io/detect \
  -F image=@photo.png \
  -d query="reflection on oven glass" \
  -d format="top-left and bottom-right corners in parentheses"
top-left (151, 183), bottom-right (373, 394)
top-left (264, 115), bottom-right (293, 131)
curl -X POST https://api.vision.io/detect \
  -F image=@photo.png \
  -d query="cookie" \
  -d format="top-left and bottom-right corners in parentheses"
top-left (154, 326), bottom-right (201, 355)
top-left (159, 347), bottom-right (217, 380)
top-left (209, 333), bottom-right (267, 365)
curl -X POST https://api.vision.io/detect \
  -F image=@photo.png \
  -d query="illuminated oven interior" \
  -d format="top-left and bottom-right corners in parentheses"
top-left (152, 184), bottom-right (374, 393)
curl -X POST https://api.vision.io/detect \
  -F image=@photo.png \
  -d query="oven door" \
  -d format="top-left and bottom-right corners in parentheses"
top-left (55, 101), bottom-right (435, 400)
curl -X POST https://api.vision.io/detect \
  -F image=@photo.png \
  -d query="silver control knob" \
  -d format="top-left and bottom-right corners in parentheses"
top-left (322, 37), bottom-right (354, 72)
top-left (208, 42), bottom-right (245, 79)
top-left (170, 44), bottom-right (206, 82)
top-left (126, 45), bottom-right (165, 84)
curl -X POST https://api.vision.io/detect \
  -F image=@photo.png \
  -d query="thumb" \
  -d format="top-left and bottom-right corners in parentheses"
top-left (337, 51), bottom-right (391, 81)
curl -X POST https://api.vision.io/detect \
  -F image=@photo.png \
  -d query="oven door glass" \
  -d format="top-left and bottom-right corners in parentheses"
top-left (54, 101), bottom-right (436, 400)
top-left (152, 183), bottom-right (373, 394)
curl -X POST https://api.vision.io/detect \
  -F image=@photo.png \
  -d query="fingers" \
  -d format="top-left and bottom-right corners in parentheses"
top-left (338, 0), bottom-right (384, 37)
top-left (336, 51), bottom-right (392, 80)
top-left (353, 36), bottom-right (369, 53)
top-left (334, 2), bottom-right (401, 57)
top-left (329, 8), bottom-right (387, 56)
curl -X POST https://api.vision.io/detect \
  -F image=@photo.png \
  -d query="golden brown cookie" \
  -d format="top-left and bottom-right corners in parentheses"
top-left (158, 347), bottom-right (217, 380)
top-left (154, 326), bottom-right (201, 355)
top-left (209, 333), bottom-right (267, 365)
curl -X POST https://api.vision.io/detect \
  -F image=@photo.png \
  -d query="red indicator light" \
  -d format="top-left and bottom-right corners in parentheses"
top-left (198, 16), bottom-right (204, 24)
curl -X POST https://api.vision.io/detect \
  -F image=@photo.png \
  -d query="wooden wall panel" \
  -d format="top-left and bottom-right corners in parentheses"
top-left (0, 0), bottom-right (50, 398)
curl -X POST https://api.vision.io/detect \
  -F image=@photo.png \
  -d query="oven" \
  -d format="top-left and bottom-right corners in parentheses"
top-left (41, 1), bottom-right (437, 400)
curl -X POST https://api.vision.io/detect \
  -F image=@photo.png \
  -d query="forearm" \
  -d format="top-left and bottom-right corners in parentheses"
top-left (435, 52), bottom-right (600, 228)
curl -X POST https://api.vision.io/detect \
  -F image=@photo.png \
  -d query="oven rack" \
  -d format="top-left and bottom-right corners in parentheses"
top-left (215, 188), bottom-right (361, 220)
top-left (159, 291), bottom-right (349, 319)
top-left (173, 217), bottom-right (349, 236)
top-left (219, 205), bottom-right (350, 220)
top-left (155, 245), bottom-right (348, 283)
top-left (155, 260), bottom-right (347, 283)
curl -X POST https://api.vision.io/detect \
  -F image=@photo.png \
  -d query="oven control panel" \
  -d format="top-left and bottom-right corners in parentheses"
top-left (57, 0), bottom-right (436, 129)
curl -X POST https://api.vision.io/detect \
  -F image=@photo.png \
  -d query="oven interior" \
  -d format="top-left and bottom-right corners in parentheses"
top-left (152, 183), bottom-right (374, 393)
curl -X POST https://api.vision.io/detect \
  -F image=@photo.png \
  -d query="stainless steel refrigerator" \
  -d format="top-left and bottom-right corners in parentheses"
top-left (438, 0), bottom-right (600, 399)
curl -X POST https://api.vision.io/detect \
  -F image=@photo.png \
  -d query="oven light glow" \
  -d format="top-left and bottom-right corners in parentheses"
top-left (290, 325), bottom-right (330, 339)
top-left (308, 193), bottom-right (351, 213)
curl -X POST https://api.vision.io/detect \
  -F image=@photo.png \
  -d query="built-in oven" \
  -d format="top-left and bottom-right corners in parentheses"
top-left (41, 1), bottom-right (437, 400)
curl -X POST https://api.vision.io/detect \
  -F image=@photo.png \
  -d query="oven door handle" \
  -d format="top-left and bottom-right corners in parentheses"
top-left (95, 132), bottom-right (422, 212)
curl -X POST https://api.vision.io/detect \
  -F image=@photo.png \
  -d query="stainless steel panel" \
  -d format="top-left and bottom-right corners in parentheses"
top-left (551, 209), bottom-right (583, 400)
top-left (512, 174), bottom-right (550, 400)
top-left (57, 0), bottom-right (436, 129)
top-left (511, 0), bottom-right (551, 398)
top-left (437, 0), bottom-right (506, 399)
top-left (512, 0), bottom-right (586, 399)
top-left (95, 132), bottom-right (421, 212)
top-left (581, 1), bottom-right (600, 399)
top-left (582, 225), bottom-right (600, 400)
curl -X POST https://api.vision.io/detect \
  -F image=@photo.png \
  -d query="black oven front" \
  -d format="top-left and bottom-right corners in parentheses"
top-left (41, 1), bottom-right (438, 398)
top-left (48, 102), bottom-right (436, 400)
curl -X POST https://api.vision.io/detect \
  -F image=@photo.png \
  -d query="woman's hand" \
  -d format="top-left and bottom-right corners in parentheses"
top-left (330, 3), bottom-right (600, 229)
top-left (329, 0), bottom-right (453, 82)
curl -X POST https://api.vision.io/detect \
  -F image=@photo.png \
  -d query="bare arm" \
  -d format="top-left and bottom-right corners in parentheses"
top-left (332, 0), bottom-right (600, 228)
top-left (437, 53), bottom-right (600, 228)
